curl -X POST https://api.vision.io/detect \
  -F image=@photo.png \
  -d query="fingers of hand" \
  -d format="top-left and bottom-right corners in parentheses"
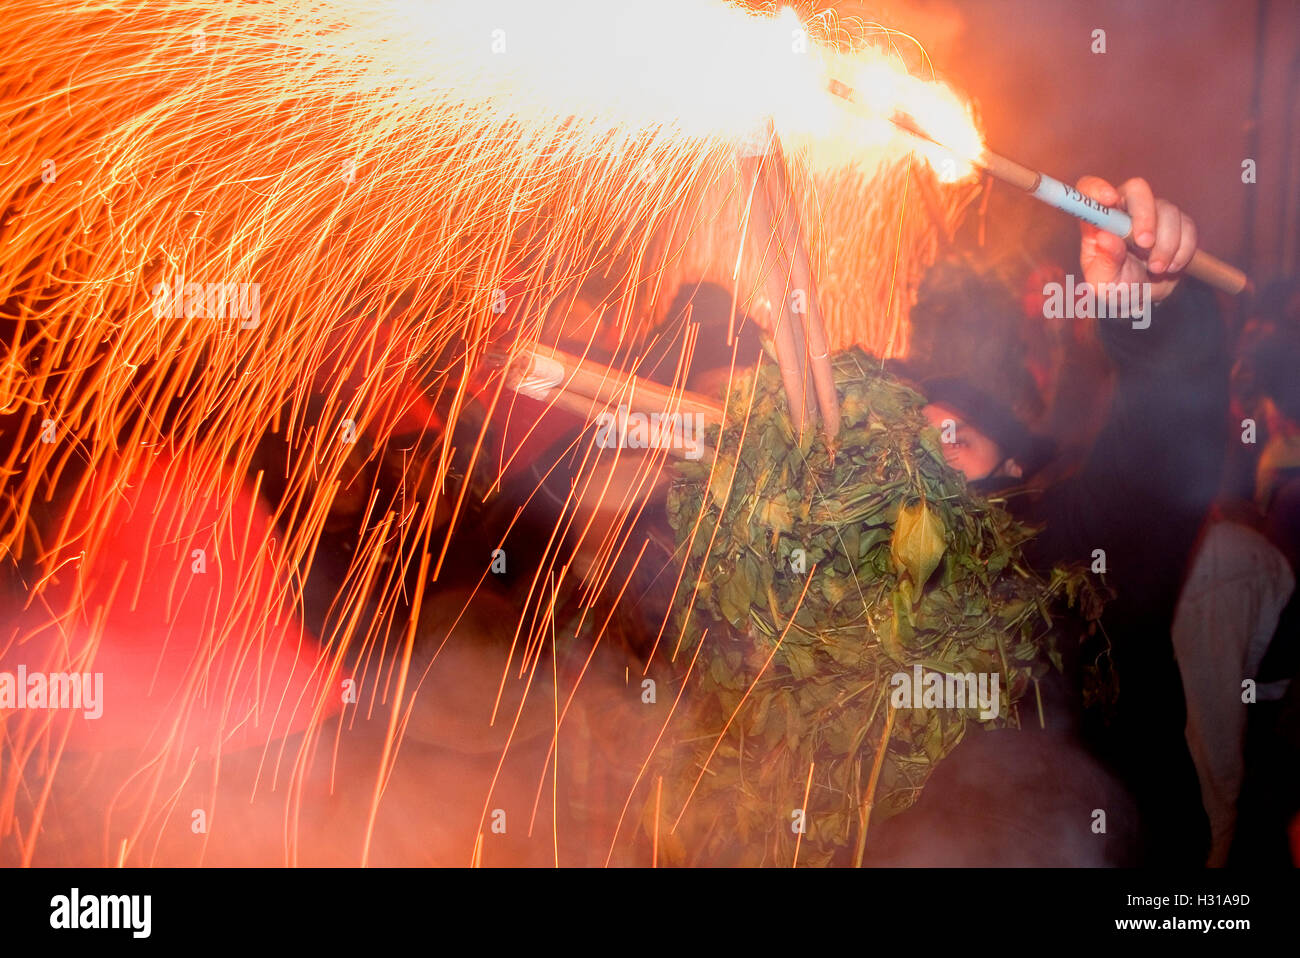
top-left (1076, 175), bottom-right (1120, 207)
top-left (1169, 214), bottom-right (1198, 274)
top-left (1076, 177), bottom-right (1129, 280)
top-left (1147, 199), bottom-right (1184, 275)
top-left (1079, 230), bottom-right (1098, 273)
top-left (1079, 229), bottom-right (1124, 289)
top-left (1088, 227), bottom-right (1128, 269)
top-left (1118, 177), bottom-right (1157, 249)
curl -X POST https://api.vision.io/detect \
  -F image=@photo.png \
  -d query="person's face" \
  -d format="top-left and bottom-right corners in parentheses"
top-left (922, 402), bottom-right (1014, 482)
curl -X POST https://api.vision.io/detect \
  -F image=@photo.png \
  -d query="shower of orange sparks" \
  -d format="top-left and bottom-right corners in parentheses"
top-left (0, 0), bottom-right (983, 866)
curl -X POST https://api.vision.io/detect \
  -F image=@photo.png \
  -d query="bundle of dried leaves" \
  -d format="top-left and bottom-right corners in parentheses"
top-left (654, 348), bottom-right (1105, 866)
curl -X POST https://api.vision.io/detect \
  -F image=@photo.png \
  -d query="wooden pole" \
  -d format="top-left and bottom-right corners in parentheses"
top-left (739, 129), bottom-right (842, 441)
top-left (756, 136), bottom-right (842, 440)
top-left (739, 150), bottom-right (814, 436)
top-left (498, 343), bottom-right (724, 461)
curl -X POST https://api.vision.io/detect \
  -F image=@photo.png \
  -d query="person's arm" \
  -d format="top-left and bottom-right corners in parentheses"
top-left (1022, 178), bottom-right (1228, 569)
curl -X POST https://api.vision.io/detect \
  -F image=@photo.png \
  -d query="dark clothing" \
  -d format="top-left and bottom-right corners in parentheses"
top-left (1017, 280), bottom-right (1229, 865)
top-left (1258, 470), bottom-right (1300, 682)
top-left (862, 666), bottom-right (1141, 866)
top-left (1232, 469), bottom-right (1300, 865)
top-left (1262, 471), bottom-right (1300, 568)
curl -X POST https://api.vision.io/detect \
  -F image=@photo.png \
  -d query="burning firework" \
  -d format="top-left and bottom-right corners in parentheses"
top-left (0, 0), bottom-right (987, 866)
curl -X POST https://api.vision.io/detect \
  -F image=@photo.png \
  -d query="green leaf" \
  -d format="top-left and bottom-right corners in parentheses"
top-left (783, 643), bottom-right (817, 680)
top-left (890, 500), bottom-right (947, 591)
top-left (718, 562), bottom-right (752, 626)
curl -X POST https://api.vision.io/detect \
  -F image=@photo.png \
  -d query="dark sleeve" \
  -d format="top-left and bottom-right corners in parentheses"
top-left (1264, 478), bottom-right (1300, 572)
top-left (1022, 280), bottom-right (1229, 573)
top-left (1259, 477), bottom-right (1300, 683)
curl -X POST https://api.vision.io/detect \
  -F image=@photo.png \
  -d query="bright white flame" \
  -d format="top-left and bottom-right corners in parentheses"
top-left (846, 58), bottom-right (984, 181)
top-left (293, 0), bottom-right (982, 179)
